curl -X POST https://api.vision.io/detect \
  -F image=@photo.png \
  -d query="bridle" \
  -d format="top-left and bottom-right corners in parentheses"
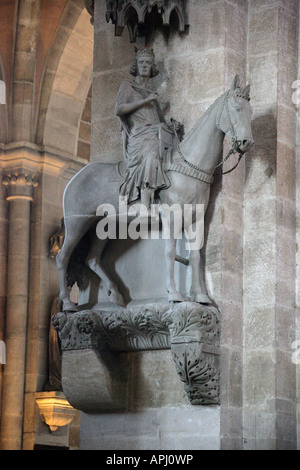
top-left (215, 90), bottom-right (245, 175)
top-left (174, 91), bottom-right (246, 180)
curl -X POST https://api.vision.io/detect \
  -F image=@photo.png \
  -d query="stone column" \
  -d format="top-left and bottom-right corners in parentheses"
top-left (244, 0), bottom-right (298, 450)
top-left (0, 170), bottom-right (8, 418)
top-left (0, 170), bottom-right (38, 450)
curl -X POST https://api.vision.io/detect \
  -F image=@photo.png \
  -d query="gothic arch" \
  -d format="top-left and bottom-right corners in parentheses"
top-left (41, 7), bottom-right (93, 156)
top-left (34, 1), bottom-right (92, 160)
top-left (168, 6), bottom-right (185, 31)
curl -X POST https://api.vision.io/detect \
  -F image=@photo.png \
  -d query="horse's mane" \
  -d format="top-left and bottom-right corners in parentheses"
top-left (181, 91), bottom-right (227, 146)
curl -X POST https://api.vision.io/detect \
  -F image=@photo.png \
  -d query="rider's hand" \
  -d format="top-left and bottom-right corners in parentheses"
top-left (170, 118), bottom-right (185, 141)
top-left (173, 121), bottom-right (181, 132)
top-left (144, 92), bottom-right (159, 104)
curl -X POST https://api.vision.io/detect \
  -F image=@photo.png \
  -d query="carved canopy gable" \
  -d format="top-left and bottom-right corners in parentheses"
top-left (85, 0), bottom-right (188, 41)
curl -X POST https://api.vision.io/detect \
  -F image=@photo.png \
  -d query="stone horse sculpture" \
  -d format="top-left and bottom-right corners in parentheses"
top-left (57, 76), bottom-right (253, 311)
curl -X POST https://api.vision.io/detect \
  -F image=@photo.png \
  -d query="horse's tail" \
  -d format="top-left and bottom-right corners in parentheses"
top-left (66, 231), bottom-right (91, 291)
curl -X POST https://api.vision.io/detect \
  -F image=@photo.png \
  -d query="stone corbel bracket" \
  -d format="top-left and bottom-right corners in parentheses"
top-left (53, 302), bottom-right (220, 411)
top-left (35, 391), bottom-right (77, 432)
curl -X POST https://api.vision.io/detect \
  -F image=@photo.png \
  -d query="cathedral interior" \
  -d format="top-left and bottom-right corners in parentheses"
top-left (0, 0), bottom-right (300, 451)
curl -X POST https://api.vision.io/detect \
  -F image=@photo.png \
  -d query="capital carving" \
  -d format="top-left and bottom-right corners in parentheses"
top-left (2, 171), bottom-right (39, 201)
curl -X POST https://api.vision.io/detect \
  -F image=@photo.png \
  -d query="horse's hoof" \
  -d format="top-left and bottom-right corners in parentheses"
top-left (168, 292), bottom-right (186, 303)
top-left (193, 293), bottom-right (212, 305)
top-left (108, 290), bottom-right (125, 307)
top-left (62, 300), bottom-right (79, 312)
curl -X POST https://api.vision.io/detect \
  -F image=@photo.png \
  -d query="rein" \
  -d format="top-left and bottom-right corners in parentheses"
top-left (172, 91), bottom-right (245, 183)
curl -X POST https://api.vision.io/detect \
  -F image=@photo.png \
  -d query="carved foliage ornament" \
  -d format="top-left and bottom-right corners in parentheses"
top-left (53, 303), bottom-right (220, 406)
top-left (85, 1), bottom-right (188, 42)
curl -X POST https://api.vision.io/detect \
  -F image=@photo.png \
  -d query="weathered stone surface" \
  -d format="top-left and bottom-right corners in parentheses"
top-left (127, 350), bottom-right (187, 408)
top-left (80, 405), bottom-right (220, 450)
top-left (93, 28), bottom-right (134, 73)
top-left (90, 116), bottom-right (122, 161)
top-left (248, 5), bottom-right (279, 56)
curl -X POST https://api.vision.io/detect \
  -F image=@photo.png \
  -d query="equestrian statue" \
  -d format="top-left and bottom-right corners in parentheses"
top-left (56, 48), bottom-right (254, 312)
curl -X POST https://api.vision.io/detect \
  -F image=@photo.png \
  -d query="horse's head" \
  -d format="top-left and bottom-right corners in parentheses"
top-left (218, 75), bottom-right (254, 153)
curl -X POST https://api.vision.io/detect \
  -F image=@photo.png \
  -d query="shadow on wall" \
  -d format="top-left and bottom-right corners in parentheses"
top-left (245, 111), bottom-right (277, 184)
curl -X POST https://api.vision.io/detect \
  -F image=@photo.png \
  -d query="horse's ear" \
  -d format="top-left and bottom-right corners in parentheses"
top-left (244, 84), bottom-right (250, 99)
top-left (231, 75), bottom-right (240, 91)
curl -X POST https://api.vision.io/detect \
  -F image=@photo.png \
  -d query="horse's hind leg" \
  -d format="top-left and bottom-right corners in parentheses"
top-left (86, 236), bottom-right (125, 307)
top-left (56, 216), bottom-right (91, 311)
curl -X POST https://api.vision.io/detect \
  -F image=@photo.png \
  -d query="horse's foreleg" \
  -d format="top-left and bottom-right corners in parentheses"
top-left (86, 237), bottom-right (125, 307)
top-left (185, 223), bottom-right (211, 304)
top-left (188, 249), bottom-right (211, 304)
top-left (162, 213), bottom-right (186, 302)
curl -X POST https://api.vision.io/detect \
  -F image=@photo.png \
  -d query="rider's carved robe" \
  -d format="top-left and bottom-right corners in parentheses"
top-left (116, 80), bottom-right (169, 203)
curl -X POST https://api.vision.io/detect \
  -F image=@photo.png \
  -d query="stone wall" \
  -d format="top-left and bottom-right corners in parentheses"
top-left (243, 0), bottom-right (298, 450)
top-left (83, 0), bottom-right (300, 451)
top-left (296, 1), bottom-right (300, 450)
top-left (0, 0), bottom-right (299, 451)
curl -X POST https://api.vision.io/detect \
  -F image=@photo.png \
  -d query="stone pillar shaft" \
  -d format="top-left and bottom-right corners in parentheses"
top-left (243, 0), bottom-right (298, 450)
top-left (0, 171), bottom-right (38, 450)
top-left (0, 173), bottom-right (8, 419)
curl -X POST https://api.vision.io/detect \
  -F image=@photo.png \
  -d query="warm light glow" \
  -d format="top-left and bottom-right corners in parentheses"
top-left (35, 392), bottom-right (76, 433)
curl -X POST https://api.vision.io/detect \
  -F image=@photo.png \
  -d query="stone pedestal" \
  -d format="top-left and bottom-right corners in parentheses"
top-left (53, 303), bottom-right (220, 410)
top-left (53, 302), bottom-right (221, 449)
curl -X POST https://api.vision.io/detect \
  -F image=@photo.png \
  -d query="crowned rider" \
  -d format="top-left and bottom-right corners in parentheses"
top-left (115, 48), bottom-right (183, 212)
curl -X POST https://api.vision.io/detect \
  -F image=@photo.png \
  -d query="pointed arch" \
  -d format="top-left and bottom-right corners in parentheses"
top-left (40, 8), bottom-right (93, 157)
top-left (167, 6), bottom-right (186, 32)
